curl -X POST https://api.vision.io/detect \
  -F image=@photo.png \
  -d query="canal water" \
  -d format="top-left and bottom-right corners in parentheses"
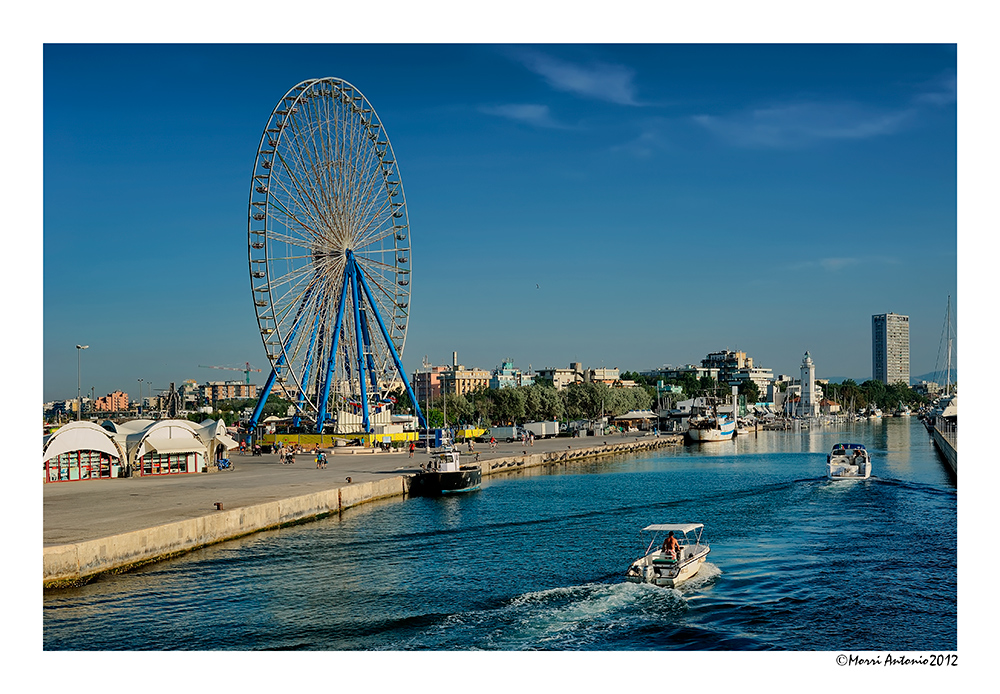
top-left (43, 418), bottom-right (956, 651)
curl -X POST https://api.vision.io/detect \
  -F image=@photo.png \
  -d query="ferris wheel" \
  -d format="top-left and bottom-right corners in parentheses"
top-left (246, 77), bottom-right (424, 434)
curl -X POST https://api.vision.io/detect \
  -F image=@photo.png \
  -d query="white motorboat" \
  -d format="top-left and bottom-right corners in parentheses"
top-left (625, 523), bottom-right (710, 587)
top-left (827, 443), bottom-right (872, 480)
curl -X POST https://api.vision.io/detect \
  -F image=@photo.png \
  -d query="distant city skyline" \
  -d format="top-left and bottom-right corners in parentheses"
top-left (42, 44), bottom-right (957, 402)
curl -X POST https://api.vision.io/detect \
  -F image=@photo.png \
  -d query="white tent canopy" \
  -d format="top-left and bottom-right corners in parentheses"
top-left (44, 418), bottom-right (237, 476)
top-left (614, 410), bottom-right (657, 420)
top-left (43, 421), bottom-right (125, 463)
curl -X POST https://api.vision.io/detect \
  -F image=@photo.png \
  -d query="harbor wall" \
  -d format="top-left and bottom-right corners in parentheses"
top-left (479, 435), bottom-right (683, 476)
top-left (43, 435), bottom-right (682, 587)
top-left (930, 426), bottom-right (957, 475)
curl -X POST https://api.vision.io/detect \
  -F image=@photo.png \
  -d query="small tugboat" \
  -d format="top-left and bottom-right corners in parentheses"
top-left (408, 431), bottom-right (482, 496)
top-left (827, 443), bottom-right (872, 480)
top-left (625, 523), bottom-right (711, 587)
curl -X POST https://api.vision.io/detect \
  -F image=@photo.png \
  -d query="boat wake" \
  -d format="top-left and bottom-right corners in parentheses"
top-left (385, 564), bottom-right (727, 651)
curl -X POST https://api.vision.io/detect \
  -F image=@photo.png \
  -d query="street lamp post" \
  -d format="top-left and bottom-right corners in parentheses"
top-left (137, 378), bottom-right (144, 417)
top-left (76, 345), bottom-right (89, 420)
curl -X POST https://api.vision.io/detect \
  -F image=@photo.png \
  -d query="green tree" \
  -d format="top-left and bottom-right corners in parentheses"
top-left (671, 373), bottom-right (700, 397)
top-left (432, 393), bottom-right (472, 425)
top-left (538, 385), bottom-right (565, 420)
top-left (388, 387), bottom-right (413, 415)
top-left (621, 371), bottom-right (658, 387)
top-left (837, 379), bottom-right (864, 412)
top-left (470, 385), bottom-right (494, 425)
top-left (491, 387), bottom-right (526, 424)
top-left (523, 384), bottom-right (544, 421)
top-left (564, 382), bottom-right (604, 419)
top-left (425, 408), bottom-right (444, 428)
top-left (738, 380), bottom-right (760, 404)
top-left (861, 380), bottom-right (886, 410)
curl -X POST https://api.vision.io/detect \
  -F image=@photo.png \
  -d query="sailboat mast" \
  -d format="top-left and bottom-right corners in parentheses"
top-left (945, 295), bottom-right (953, 397)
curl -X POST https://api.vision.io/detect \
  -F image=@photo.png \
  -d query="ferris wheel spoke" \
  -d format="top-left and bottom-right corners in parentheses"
top-left (278, 131), bottom-right (347, 235)
top-left (355, 219), bottom-right (400, 248)
top-left (354, 208), bottom-right (395, 249)
top-left (272, 151), bottom-right (335, 236)
top-left (358, 264), bottom-right (404, 329)
top-left (266, 185), bottom-right (327, 246)
top-left (353, 255), bottom-right (398, 272)
top-left (265, 192), bottom-right (321, 237)
top-left (266, 263), bottom-right (322, 299)
top-left (263, 228), bottom-right (317, 250)
top-left (351, 160), bottom-right (389, 240)
top-left (346, 138), bottom-right (383, 240)
top-left (284, 124), bottom-right (339, 230)
top-left (305, 112), bottom-right (344, 223)
top-left (354, 245), bottom-right (406, 257)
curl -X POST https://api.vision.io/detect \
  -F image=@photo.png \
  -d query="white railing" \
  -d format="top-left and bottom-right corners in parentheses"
top-left (934, 417), bottom-right (957, 450)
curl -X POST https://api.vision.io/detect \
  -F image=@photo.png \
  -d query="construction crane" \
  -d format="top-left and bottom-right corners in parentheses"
top-left (199, 362), bottom-right (263, 385)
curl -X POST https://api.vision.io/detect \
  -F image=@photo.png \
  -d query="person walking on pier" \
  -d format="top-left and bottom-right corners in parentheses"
top-left (408, 441), bottom-right (415, 458)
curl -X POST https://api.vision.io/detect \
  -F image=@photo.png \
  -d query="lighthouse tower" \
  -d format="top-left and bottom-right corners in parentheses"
top-left (799, 351), bottom-right (819, 418)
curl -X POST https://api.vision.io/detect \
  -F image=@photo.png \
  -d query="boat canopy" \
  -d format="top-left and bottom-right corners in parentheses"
top-left (642, 523), bottom-right (704, 534)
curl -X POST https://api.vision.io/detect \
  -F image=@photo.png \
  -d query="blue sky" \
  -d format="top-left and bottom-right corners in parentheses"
top-left (41, 43), bottom-right (958, 402)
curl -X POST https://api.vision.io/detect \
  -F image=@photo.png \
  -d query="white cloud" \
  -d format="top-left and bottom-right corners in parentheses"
top-left (609, 119), bottom-right (672, 158)
top-left (788, 256), bottom-right (901, 272)
top-left (693, 102), bottom-right (914, 149)
top-left (512, 49), bottom-right (640, 106)
top-left (479, 103), bottom-right (566, 128)
top-left (913, 73), bottom-right (957, 106)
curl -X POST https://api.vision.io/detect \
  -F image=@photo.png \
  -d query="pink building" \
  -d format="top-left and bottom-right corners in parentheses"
top-left (413, 366), bottom-right (448, 403)
top-left (95, 390), bottom-right (129, 412)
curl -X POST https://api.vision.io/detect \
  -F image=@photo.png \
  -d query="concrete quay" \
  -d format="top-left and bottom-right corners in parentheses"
top-left (43, 432), bottom-right (683, 587)
top-left (930, 425), bottom-right (957, 474)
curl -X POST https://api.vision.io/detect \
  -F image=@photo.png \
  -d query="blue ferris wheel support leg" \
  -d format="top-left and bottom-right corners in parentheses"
top-left (249, 368), bottom-right (278, 434)
top-left (315, 269), bottom-right (351, 434)
top-left (347, 254), bottom-right (371, 432)
top-left (352, 256), bottom-right (426, 430)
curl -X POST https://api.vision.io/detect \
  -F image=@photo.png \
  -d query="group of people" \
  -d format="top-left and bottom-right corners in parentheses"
top-left (276, 441), bottom-right (306, 465)
top-left (276, 442), bottom-right (329, 468)
top-left (314, 444), bottom-right (328, 469)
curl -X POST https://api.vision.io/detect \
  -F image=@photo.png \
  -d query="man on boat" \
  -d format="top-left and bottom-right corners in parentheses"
top-left (662, 531), bottom-right (681, 560)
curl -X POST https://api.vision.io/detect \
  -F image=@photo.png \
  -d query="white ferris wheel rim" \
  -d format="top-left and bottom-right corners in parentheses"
top-left (247, 77), bottom-right (412, 418)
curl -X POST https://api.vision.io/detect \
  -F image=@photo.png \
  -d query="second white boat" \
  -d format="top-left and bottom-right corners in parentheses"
top-left (827, 443), bottom-right (872, 480)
